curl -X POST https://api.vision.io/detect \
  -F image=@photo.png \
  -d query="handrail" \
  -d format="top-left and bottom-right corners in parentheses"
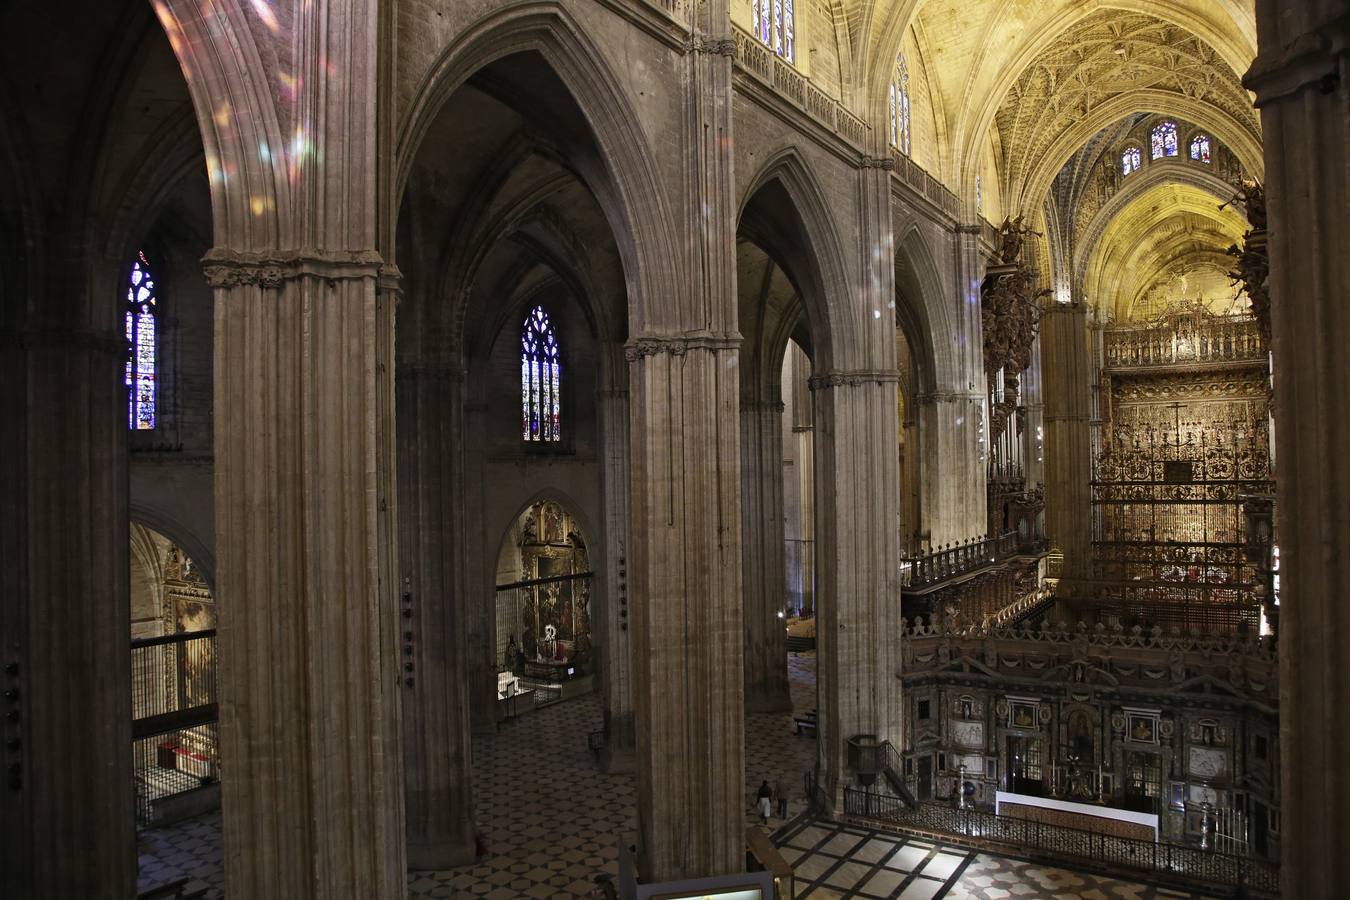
top-left (988, 587), bottom-right (1056, 628)
top-left (131, 628), bottom-right (216, 649)
top-left (901, 532), bottom-right (1017, 588)
top-left (843, 793), bottom-right (1278, 895)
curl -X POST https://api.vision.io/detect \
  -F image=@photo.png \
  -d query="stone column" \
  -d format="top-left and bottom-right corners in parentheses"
top-left (460, 397), bottom-right (498, 736)
top-left (598, 384), bottom-right (635, 772)
top-left (1040, 301), bottom-right (1093, 584)
top-left (0, 326), bottom-right (135, 899)
top-left (207, 253), bottom-right (405, 898)
top-left (1021, 336), bottom-right (1046, 490)
top-left (396, 362), bottom-right (476, 868)
top-left (1245, 7), bottom-right (1349, 895)
top-left (811, 372), bottom-right (904, 810)
top-left (784, 345), bottom-right (816, 614)
top-left (741, 397), bottom-right (791, 712)
top-left (627, 334), bottom-right (743, 881)
top-left (915, 391), bottom-right (987, 545)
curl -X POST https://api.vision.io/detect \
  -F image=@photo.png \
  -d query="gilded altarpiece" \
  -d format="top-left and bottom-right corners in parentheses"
top-left (1090, 305), bottom-right (1271, 631)
top-left (508, 501), bottom-right (592, 665)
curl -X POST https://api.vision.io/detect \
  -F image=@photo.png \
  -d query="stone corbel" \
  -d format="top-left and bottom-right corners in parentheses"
top-left (859, 155), bottom-right (895, 171)
top-left (202, 248), bottom-right (387, 288)
top-left (1243, 16), bottom-right (1348, 106)
top-left (687, 35), bottom-right (736, 57)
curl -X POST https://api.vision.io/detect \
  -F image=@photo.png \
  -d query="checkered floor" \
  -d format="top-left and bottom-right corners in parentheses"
top-left (136, 652), bottom-right (1200, 898)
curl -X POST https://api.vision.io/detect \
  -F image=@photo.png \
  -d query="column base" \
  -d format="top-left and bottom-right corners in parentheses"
top-left (601, 744), bottom-right (637, 774)
top-left (407, 836), bottom-right (478, 871)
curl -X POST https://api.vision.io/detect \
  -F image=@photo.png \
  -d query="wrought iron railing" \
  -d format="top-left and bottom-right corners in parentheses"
top-left (131, 630), bottom-right (219, 827)
top-left (901, 533), bottom-right (1017, 589)
top-left (842, 795), bottom-right (1278, 895)
top-left (131, 629), bottom-right (217, 725)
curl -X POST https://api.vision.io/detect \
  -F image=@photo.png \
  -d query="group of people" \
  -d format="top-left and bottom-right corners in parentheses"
top-left (755, 779), bottom-right (789, 825)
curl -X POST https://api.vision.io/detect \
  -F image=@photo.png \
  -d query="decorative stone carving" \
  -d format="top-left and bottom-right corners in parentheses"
top-left (982, 217), bottom-right (1051, 444)
top-left (623, 332), bottom-right (741, 361)
top-left (806, 369), bottom-right (901, 391)
top-left (201, 248), bottom-right (387, 287)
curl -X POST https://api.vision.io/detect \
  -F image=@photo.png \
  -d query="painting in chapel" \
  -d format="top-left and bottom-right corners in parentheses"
top-left (516, 501), bottom-right (591, 665)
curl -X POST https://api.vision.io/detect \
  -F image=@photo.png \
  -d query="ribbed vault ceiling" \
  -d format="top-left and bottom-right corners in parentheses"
top-left (1082, 182), bottom-right (1248, 321)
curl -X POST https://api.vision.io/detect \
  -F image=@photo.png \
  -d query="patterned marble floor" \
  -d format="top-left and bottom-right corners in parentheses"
top-left (136, 652), bottom-right (1207, 899)
top-left (774, 818), bottom-right (1208, 900)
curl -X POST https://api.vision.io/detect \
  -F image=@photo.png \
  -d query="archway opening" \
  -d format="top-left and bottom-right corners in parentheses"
top-left (129, 522), bottom-right (219, 829)
top-left (492, 498), bottom-right (595, 712)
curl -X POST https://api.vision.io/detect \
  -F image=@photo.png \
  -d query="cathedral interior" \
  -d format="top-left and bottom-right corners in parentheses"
top-left (0, 0), bottom-right (1344, 898)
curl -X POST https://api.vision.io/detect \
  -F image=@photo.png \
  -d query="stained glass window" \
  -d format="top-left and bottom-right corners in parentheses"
top-left (1121, 146), bottom-right (1142, 175)
top-left (889, 54), bottom-right (911, 155)
top-left (752, 0), bottom-right (794, 62)
top-left (126, 251), bottom-right (157, 430)
top-left (521, 306), bottom-right (560, 442)
top-left (1150, 121), bottom-right (1178, 159)
top-left (1189, 134), bottom-right (1211, 163)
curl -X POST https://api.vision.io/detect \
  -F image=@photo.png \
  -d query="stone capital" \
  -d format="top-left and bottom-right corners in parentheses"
top-left (859, 155), bottom-right (895, 171)
top-left (806, 369), bottom-right (901, 391)
top-left (202, 248), bottom-right (387, 288)
top-left (913, 390), bottom-right (981, 405)
top-left (623, 331), bottom-right (741, 361)
top-left (1244, 15), bottom-right (1348, 105)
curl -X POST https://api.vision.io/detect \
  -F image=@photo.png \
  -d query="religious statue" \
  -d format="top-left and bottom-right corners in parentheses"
top-left (997, 214), bottom-right (1041, 265)
top-left (1220, 175), bottom-right (1266, 231)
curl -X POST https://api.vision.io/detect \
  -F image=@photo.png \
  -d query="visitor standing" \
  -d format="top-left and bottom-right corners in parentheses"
top-left (775, 779), bottom-right (788, 819)
top-left (756, 780), bottom-right (772, 824)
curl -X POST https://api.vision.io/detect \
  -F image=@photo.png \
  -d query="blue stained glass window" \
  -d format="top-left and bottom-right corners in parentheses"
top-left (752, 0), bottom-right (794, 62)
top-left (1189, 134), bottom-right (1211, 163)
top-left (1122, 146), bottom-right (1142, 175)
top-left (1151, 121), bottom-right (1178, 159)
top-left (521, 306), bottom-right (561, 442)
top-left (126, 252), bottom-right (157, 430)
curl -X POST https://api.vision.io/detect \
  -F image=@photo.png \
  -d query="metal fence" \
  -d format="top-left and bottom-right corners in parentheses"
top-left (134, 722), bottom-right (220, 826)
top-left (843, 792), bottom-right (1278, 895)
top-left (131, 630), bottom-right (219, 827)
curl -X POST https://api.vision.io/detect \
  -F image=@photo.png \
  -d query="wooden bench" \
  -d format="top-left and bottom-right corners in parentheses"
top-left (794, 709), bottom-right (818, 735)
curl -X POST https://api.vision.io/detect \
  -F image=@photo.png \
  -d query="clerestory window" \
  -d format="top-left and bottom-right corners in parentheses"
top-left (126, 251), bottom-right (157, 430)
top-left (521, 305), bottom-right (561, 442)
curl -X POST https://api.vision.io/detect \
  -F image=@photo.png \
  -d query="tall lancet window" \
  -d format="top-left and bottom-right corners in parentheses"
top-left (1189, 134), bottom-right (1211, 163)
top-left (889, 54), bottom-right (912, 155)
top-left (752, 0), bottom-right (795, 62)
top-left (126, 251), bottom-right (157, 430)
top-left (521, 305), bottom-right (560, 442)
top-left (1150, 121), bottom-right (1178, 159)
